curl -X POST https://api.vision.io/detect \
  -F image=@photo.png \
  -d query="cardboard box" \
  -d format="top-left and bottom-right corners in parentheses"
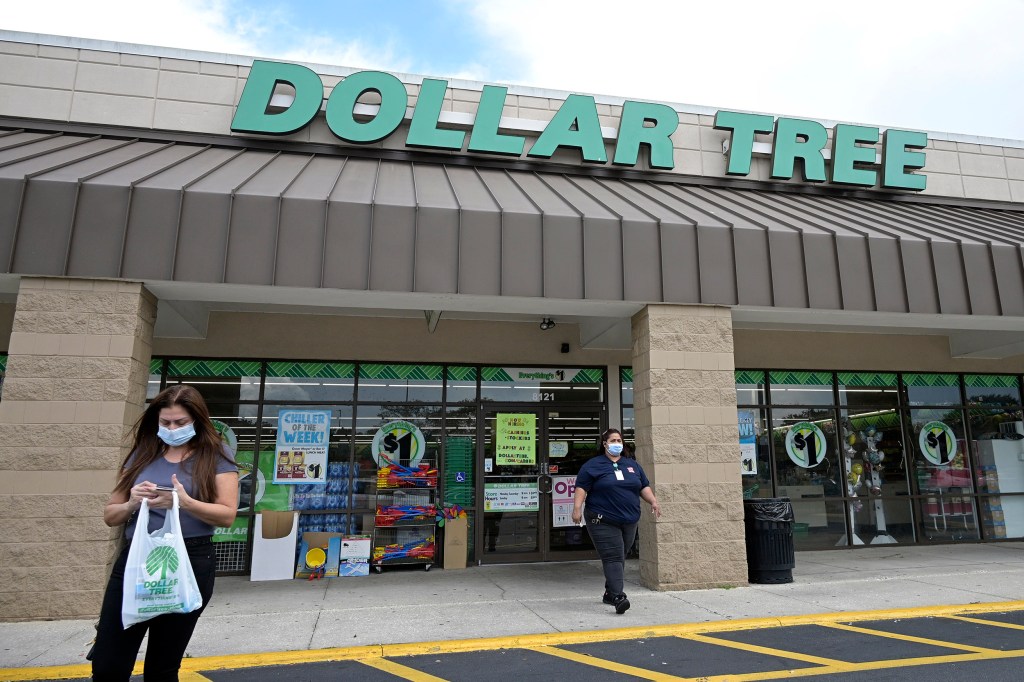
top-left (442, 517), bottom-right (468, 570)
top-left (250, 511), bottom-right (298, 581)
top-left (295, 532), bottom-right (344, 578)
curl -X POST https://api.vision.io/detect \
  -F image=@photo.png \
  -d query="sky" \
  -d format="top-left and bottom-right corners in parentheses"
top-left (4, 0), bottom-right (1024, 141)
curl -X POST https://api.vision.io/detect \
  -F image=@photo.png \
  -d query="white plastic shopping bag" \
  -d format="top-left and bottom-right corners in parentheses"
top-left (121, 491), bottom-right (204, 628)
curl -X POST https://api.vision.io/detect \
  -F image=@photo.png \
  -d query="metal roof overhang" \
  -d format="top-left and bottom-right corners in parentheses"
top-left (2, 126), bottom-right (1024, 354)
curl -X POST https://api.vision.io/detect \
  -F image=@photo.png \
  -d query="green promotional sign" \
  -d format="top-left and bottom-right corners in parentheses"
top-left (495, 413), bottom-right (536, 466)
top-left (215, 449), bottom-right (293, 543)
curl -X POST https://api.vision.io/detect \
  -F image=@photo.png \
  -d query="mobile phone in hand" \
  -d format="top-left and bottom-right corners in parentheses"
top-left (154, 485), bottom-right (175, 492)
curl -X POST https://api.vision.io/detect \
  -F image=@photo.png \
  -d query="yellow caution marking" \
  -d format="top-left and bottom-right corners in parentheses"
top-left (179, 671), bottom-right (212, 682)
top-left (820, 621), bottom-right (997, 653)
top-left (947, 614), bottom-right (1024, 631)
top-left (679, 632), bottom-right (847, 666)
top-left (0, 664), bottom-right (93, 681)
top-left (358, 657), bottom-right (451, 681)
top-left (4, 601), bottom-right (1024, 680)
top-left (528, 645), bottom-right (690, 681)
top-left (690, 649), bottom-right (1024, 682)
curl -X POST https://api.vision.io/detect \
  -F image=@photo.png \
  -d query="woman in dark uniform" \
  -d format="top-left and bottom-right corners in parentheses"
top-left (572, 428), bottom-right (660, 614)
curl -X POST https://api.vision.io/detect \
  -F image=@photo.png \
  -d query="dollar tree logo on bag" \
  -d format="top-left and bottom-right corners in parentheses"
top-left (143, 546), bottom-right (181, 593)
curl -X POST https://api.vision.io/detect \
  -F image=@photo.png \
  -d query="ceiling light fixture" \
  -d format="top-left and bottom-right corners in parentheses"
top-left (539, 317), bottom-right (556, 331)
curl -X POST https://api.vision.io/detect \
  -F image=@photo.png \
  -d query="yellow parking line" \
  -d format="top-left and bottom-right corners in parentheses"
top-left (679, 632), bottom-right (848, 667)
top-left (821, 621), bottom-right (997, 653)
top-left (693, 649), bottom-right (1024, 682)
top-left (4, 601), bottom-right (1024, 680)
top-left (528, 645), bottom-right (690, 681)
top-left (947, 614), bottom-right (1024, 631)
top-left (179, 672), bottom-right (212, 682)
top-left (358, 657), bottom-right (450, 681)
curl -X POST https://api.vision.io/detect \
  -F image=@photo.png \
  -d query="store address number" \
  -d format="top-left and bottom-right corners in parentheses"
top-left (532, 392), bottom-right (555, 402)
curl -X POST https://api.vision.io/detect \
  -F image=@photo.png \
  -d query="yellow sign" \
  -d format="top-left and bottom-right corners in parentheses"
top-left (496, 413), bottom-right (536, 466)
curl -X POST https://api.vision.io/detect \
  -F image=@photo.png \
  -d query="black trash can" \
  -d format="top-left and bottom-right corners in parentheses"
top-left (743, 497), bottom-right (795, 584)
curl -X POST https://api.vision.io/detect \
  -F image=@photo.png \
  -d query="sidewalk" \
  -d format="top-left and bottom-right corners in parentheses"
top-left (3, 542), bottom-right (1023, 669)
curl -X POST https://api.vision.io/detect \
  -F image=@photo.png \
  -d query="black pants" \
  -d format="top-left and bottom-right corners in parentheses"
top-left (585, 515), bottom-right (637, 597)
top-left (91, 541), bottom-right (216, 682)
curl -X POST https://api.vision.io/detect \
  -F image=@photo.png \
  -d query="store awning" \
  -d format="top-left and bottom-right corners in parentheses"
top-left (2, 126), bottom-right (1024, 317)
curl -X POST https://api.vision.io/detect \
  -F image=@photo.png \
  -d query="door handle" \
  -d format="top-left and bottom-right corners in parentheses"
top-left (537, 474), bottom-right (553, 494)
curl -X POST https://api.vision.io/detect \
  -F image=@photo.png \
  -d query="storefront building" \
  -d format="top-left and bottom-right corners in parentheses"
top-left (1, 31), bottom-right (1023, 620)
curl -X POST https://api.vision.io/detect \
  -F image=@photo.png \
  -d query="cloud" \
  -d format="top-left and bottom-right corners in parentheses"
top-left (5, 0), bottom-right (1023, 138)
top-left (3, 0), bottom-right (405, 71)
top-left (458, 0), bottom-right (1024, 139)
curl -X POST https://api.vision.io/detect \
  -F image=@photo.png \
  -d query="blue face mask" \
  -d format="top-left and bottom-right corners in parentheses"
top-left (158, 423), bottom-right (196, 447)
top-left (607, 443), bottom-right (624, 455)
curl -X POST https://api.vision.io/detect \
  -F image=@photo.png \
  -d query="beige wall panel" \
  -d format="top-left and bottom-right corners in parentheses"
top-left (734, 329), bottom-right (1024, 374)
top-left (154, 312), bottom-right (633, 367)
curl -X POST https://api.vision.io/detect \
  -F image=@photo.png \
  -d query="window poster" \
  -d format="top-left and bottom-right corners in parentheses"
top-left (484, 482), bottom-right (539, 511)
top-left (274, 409), bottom-right (331, 484)
top-left (738, 410), bottom-right (758, 476)
top-left (551, 475), bottom-right (578, 527)
top-left (495, 413), bottom-right (536, 465)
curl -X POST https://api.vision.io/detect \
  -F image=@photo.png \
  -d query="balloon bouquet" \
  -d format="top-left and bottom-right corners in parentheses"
top-left (841, 420), bottom-right (897, 545)
top-left (841, 421), bottom-right (866, 545)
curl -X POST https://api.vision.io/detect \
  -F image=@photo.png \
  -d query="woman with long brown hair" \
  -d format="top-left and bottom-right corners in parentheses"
top-left (92, 384), bottom-right (238, 681)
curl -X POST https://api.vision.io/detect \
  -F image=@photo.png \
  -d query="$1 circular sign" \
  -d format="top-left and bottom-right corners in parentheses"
top-left (919, 420), bottom-right (957, 465)
top-left (372, 420), bottom-right (427, 467)
top-left (785, 422), bottom-right (827, 468)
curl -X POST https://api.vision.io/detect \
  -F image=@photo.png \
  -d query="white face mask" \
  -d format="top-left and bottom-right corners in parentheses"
top-left (607, 443), bottom-right (624, 455)
top-left (158, 423), bottom-right (196, 447)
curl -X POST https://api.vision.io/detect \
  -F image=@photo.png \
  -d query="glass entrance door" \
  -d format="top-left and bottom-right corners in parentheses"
top-left (479, 407), bottom-right (603, 563)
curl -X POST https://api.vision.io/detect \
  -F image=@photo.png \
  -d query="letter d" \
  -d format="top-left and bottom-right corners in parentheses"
top-left (232, 60), bottom-right (324, 135)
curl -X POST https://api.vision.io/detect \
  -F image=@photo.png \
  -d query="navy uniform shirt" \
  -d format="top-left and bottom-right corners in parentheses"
top-left (575, 454), bottom-right (650, 524)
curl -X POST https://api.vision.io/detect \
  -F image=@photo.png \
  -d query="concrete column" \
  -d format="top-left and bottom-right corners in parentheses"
top-left (0, 277), bottom-right (155, 620)
top-left (631, 304), bottom-right (746, 590)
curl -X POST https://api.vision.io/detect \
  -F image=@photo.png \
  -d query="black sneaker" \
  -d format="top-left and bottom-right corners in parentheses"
top-left (602, 591), bottom-right (627, 605)
top-left (612, 594), bottom-right (630, 614)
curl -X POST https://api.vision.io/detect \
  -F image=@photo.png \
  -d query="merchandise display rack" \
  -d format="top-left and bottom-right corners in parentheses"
top-left (372, 460), bottom-right (438, 572)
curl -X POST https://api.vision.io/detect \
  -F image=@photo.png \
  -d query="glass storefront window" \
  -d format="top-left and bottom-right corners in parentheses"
top-left (147, 358), bottom-right (163, 399)
top-left (165, 359), bottom-right (262, 402)
top-left (964, 375), bottom-right (1022, 407)
top-left (263, 361), bottom-right (355, 401)
top-left (769, 371), bottom-right (834, 406)
top-left (620, 367), bottom-right (634, 407)
top-left (480, 367), bottom-right (604, 403)
top-left (444, 406), bottom-right (476, 508)
top-left (735, 370), bottom-right (766, 405)
top-left (968, 407), bottom-right (1024, 540)
top-left (352, 404), bottom-right (443, 509)
top-left (907, 408), bottom-right (978, 542)
top-left (357, 363), bottom-right (443, 402)
top-left (738, 408), bottom-right (771, 499)
top-left (838, 372), bottom-right (899, 409)
top-left (771, 407), bottom-right (846, 548)
top-left (445, 366), bottom-right (478, 404)
top-left (840, 408), bottom-right (912, 544)
top-left (253, 405), bottom-right (354, 514)
top-left (904, 373), bottom-right (961, 407)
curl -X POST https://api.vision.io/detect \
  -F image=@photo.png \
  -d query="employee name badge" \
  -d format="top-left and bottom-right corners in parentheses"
top-left (614, 469), bottom-right (624, 481)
